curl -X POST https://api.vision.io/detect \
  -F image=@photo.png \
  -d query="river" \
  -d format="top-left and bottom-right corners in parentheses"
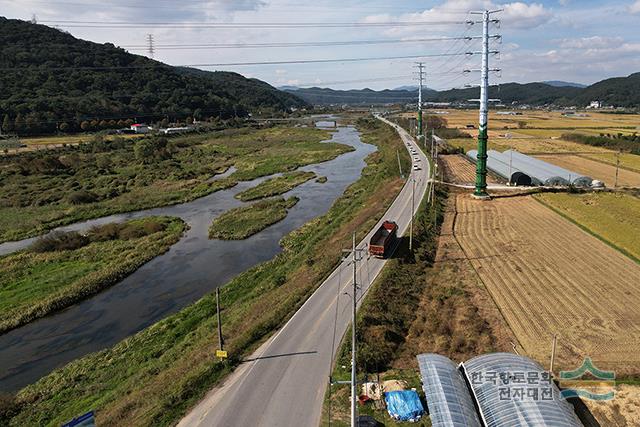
top-left (0, 124), bottom-right (376, 392)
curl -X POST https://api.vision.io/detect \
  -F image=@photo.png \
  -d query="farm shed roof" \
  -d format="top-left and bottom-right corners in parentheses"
top-left (467, 149), bottom-right (533, 186)
top-left (417, 354), bottom-right (482, 427)
top-left (467, 150), bottom-right (593, 187)
top-left (503, 150), bottom-right (593, 187)
top-left (461, 353), bottom-right (582, 427)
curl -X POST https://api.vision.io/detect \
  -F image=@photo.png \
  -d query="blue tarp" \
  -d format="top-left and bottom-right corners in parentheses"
top-left (384, 390), bottom-right (425, 422)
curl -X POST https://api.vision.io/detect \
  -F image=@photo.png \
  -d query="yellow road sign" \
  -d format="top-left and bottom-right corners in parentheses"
top-left (216, 350), bottom-right (228, 359)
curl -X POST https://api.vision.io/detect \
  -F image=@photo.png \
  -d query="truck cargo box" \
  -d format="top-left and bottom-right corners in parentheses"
top-left (368, 220), bottom-right (398, 258)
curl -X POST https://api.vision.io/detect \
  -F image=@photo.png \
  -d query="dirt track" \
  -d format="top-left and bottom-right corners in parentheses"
top-left (535, 154), bottom-right (640, 188)
top-left (454, 195), bottom-right (640, 374)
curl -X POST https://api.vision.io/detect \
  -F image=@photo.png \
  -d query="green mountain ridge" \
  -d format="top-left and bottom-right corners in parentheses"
top-left (284, 74), bottom-right (640, 107)
top-left (0, 17), bottom-right (308, 135)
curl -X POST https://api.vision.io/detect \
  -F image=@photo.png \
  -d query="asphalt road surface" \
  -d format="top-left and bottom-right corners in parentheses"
top-left (178, 117), bottom-right (431, 427)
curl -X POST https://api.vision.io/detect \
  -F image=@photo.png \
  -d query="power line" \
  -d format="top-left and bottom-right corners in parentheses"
top-left (0, 52), bottom-right (471, 71)
top-left (36, 20), bottom-right (471, 29)
top-left (0, 0), bottom-right (470, 13)
top-left (121, 36), bottom-right (482, 51)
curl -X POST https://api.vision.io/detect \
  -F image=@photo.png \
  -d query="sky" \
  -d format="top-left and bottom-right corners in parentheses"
top-left (2, 0), bottom-right (640, 90)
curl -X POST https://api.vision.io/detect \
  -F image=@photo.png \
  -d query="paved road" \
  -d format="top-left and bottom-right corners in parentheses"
top-left (178, 117), bottom-right (431, 427)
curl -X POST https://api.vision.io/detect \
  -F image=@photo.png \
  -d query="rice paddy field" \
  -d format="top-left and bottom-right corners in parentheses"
top-left (535, 192), bottom-right (640, 261)
top-left (427, 109), bottom-right (640, 184)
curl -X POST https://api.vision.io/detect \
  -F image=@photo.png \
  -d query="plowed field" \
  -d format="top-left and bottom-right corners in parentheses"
top-left (454, 195), bottom-right (640, 373)
top-left (441, 154), bottom-right (499, 184)
top-left (535, 154), bottom-right (640, 188)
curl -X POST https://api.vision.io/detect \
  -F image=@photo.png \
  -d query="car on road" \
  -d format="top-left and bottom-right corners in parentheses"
top-left (413, 164), bottom-right (421, 171)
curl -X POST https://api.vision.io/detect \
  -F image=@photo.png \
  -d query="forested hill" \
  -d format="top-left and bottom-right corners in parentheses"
top-left (572, 73), bottom-right (640, 108)
top-left (0, 17), bottom-right (308, 135)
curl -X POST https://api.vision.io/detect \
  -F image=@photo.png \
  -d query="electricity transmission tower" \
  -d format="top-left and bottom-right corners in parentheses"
top-left (147, 34), bottom-right (155, 58)
top-left (467, 9), bottom-right (502, 199)
top-left (415, 62), bottom-right (426, 142)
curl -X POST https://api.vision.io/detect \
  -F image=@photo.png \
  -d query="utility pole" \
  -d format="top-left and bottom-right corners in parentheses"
top-left (341, 233), bottom-right (365, 427)
top-left (397, 149), bottom-right (404, 179)
top-left (614, 150), bottom-right (621, 188)
top-left (549, 334), bottom-right (558, 376)
top-left (350, 233), bottom-right (357, 427)
top-left (147, 34), bottom-right (155, 58)
top-left (415, 62), bottom-right (426, 142)
top-left (469, 9), bottom-right (502, 199)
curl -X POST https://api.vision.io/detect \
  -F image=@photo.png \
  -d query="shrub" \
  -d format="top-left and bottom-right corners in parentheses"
top-left (0, 393), bottom-right (18, 424)
top-left (30, 231), bottom-right (89, 252)
top-left (68, 190), bottom-right (98, 204)
top-left (87, 223), bottom-right (122, 241)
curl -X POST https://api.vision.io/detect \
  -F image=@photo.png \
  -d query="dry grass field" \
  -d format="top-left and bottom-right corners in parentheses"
top-left (454, 195), bottom-right (640, 374)
top-left (585, 385), bottom-right (640, 426)
top-left (440, 154), bottom-right (499, 184)
top-left (535, 154), bottom-right (640, 187)
top-left (437, 109), bottom-right (640, 131)
top-left (581, 152), bottom-right (640, 174)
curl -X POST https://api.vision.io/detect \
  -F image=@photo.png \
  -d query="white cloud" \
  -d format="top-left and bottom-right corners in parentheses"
top-left (502, 2), bottom-right (553, 29)
top-left (363, 0), bottom-right (553, 35)
top-left (558, 36), bottom-right (623, 49)
top-left (630, 0), bottom-right (640, 14)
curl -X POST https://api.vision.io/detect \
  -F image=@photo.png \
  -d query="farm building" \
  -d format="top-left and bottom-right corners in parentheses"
top-left (467, 149), bottom-right (532, 186)
top-left (130, 123), bottom-right (151, 134)
top-left (417, 353), bottom-right (583, 427)
top-left (466, 149), bottom-right (594, 187)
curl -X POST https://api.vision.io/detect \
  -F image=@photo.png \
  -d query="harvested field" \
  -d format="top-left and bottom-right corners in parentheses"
top-left (585, 385), bottom-right (640, 426)
top-left (454, 195), bottom-right (640, 374)
top-left (440, 154), bottom-right (499, 184)
top-left (535, 154), bottom-right (640, 188)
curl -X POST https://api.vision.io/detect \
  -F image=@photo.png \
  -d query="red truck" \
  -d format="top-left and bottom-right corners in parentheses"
top-left (368, 220), bottom-right (398, 258)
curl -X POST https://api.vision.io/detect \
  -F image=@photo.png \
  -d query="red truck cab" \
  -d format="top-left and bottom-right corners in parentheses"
top-left (368, 221), bottom-right (398, 258)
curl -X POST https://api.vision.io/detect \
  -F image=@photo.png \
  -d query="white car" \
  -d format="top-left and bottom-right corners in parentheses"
top-left (413, 164), bottom-right (421, 171)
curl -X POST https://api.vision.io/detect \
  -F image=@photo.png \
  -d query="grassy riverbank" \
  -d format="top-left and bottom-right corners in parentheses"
top-left (209, 197), bottom-right (299, 240)
top-left (2, 117), bottom-right (409, 427)
top-left (235, 171), bottom-right (316, 201)
top-left (0, 217), bottom-right (186, 333)
top-left (0, 126), bottom-right (350, 243)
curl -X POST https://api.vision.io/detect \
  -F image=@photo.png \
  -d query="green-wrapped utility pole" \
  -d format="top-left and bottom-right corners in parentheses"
top-left (471, 9), bottom-right (501, 199)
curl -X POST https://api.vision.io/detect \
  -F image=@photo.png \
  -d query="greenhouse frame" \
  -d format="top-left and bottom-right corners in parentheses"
top-left (417, 354), bottom-right (482, 427)
top-left (417, 353), bottom-right (583, 427)
top-left (461, 353), bottom-right (583, 427)
top-left (466, 149), bottom-right (593, 187)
